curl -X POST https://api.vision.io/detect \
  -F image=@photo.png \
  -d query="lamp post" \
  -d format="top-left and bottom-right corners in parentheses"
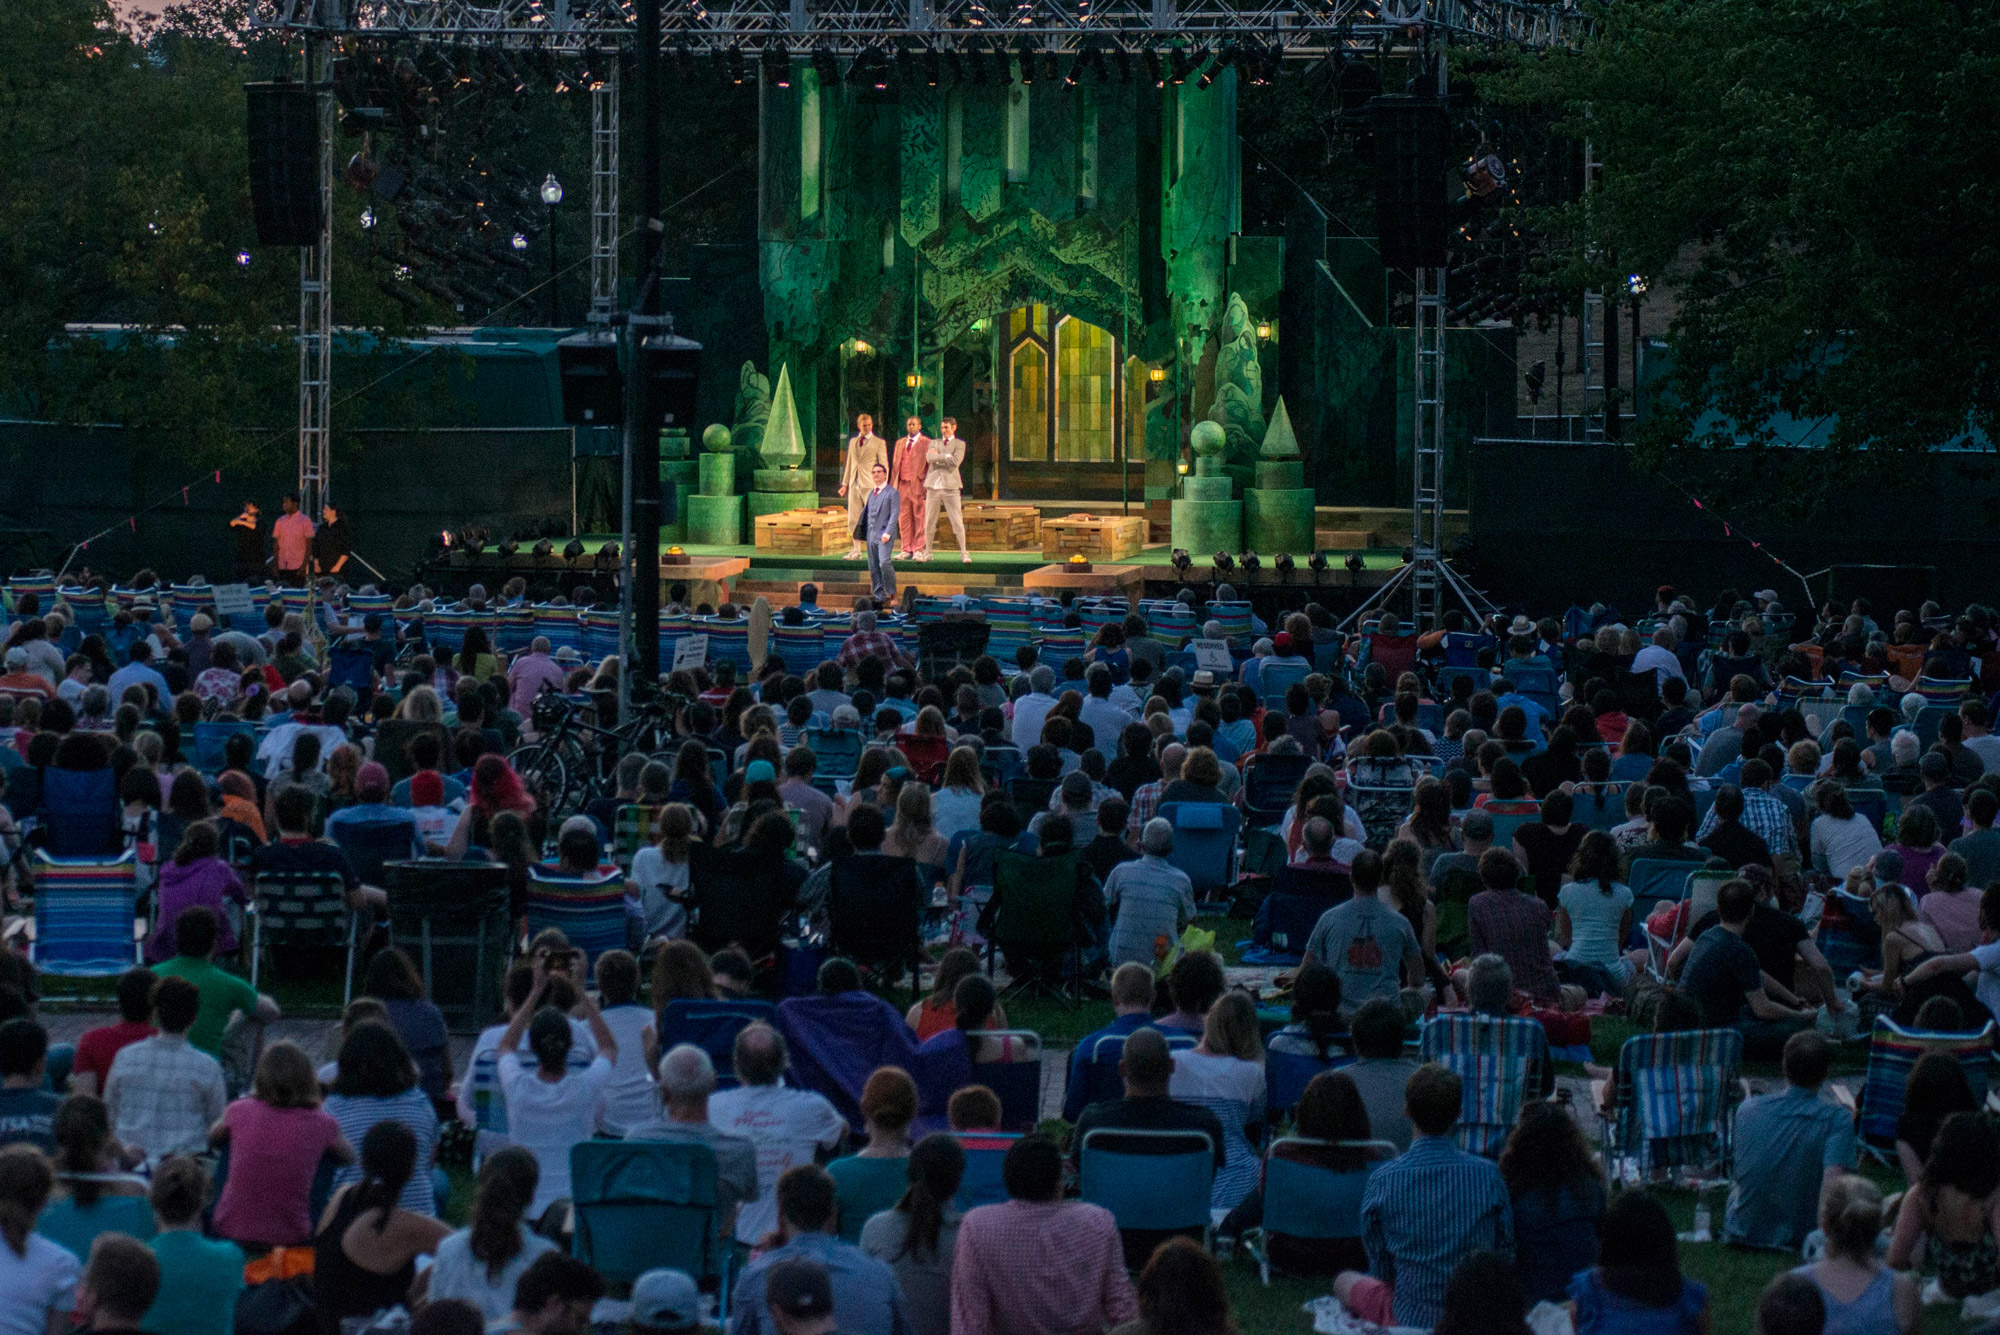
top-left (540, 173), bottom-right (564, 325)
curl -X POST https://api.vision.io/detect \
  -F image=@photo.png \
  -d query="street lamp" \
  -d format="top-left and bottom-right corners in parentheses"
top-left (540, 173), bottom-right (564, 325)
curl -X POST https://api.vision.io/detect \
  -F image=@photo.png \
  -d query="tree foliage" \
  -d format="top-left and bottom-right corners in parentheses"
top-left (1493, 0), bottom-right (2000, 477)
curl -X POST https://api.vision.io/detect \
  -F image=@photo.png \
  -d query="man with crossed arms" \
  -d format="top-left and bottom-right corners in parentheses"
top-left (920, 415), bottom-right (970, 563)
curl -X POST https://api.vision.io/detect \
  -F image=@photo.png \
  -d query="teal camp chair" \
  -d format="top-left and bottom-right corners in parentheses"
top-left (1079, 1128), bottom-right (1216, 1247)
top-left (1244, 1139), bottom-right (1396, 1284)
top-left (570, 1140), bottom-right (731, 1304)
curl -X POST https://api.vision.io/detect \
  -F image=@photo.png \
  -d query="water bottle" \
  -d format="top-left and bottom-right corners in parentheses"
top-left (1689, 1198), bottom-right (1712, 1243)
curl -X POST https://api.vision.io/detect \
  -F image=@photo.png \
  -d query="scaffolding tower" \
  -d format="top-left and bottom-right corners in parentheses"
top-left (296, 39), bottom-right (335, 515)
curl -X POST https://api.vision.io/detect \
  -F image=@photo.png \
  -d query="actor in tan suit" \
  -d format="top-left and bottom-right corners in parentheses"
top-left (921, 415), bottom-right (970, 563)
top-left (839, 413), bottom-right (888, 559)
top-left (891, 416), bottom-right (933, 559)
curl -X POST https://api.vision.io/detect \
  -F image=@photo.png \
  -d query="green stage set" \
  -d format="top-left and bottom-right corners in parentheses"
top-left (565, 60), bottom-right (1518, 553)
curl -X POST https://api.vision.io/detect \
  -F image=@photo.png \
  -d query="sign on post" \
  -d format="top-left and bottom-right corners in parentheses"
top-left (672, 634), bottom-right (709, 672)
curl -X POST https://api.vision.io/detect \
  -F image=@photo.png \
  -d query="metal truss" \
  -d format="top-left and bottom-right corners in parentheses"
top-left (589, 61), bottom-right (619, 324)
top-left (298, 40), bottom-right (336, 515)
top-left (252, 0), bottom-right (1583, 52)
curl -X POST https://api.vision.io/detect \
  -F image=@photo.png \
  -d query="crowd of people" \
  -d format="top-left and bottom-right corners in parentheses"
top-left (0, 571), bottom-right (1993, 1335)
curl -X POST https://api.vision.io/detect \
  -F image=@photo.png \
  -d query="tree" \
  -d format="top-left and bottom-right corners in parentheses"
top-left (1494, 0), bottom-right (2000, 500)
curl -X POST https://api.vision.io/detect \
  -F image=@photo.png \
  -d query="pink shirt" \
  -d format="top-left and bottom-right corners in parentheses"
top-left (1920, 884), bottom-right (1984, 954)
top-left (272, 512), bottom-right (315, 570)
top-left (950, 1199), bottom-right (1136, 1335)
top-left (211, 1099), bottom-right (345, 1246)
top-left (508, 653), bottom-right (568, 716)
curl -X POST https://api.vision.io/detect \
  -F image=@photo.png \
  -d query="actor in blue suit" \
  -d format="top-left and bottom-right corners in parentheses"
top-left (863, 460), bottom-right (900, 604)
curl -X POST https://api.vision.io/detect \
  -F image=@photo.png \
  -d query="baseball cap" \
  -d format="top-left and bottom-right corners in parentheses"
top-left (765, 1258), bottom-right (835, 1322)
top-left (745, 759), bottom-right (777, 785)
top-left (3, 648), bottom-right (24, 670)
top-left (1272, 631), bottom-right (1293, 652)
top-left (1461, 808), bottom-right (1495, 840)
top-left (357, 761), bottom-right (390, 799)
top-left (410, 770), bottom-right (444, 808)
top-left (630, 1269), bottom-right (703, 1333)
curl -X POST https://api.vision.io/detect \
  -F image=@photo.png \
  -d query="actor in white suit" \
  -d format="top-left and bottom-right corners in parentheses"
top-left (920, 415), bottom-right (970, 563)
top-left (840, 413), bottom-right (888, 559)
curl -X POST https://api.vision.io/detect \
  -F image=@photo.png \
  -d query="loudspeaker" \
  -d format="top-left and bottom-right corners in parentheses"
top-left (1371, 95), bottom-right (1448, 271)
top-left (558, 330), bottom-right (623, 426)
top-left (641, 333), bottom-right (703, 429)
top-left (246, 82), bottom-right (323, 247)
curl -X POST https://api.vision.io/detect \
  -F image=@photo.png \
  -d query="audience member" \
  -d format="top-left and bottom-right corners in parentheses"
top-left (710, 1023), bottom-right (847, 1246)
top-left (727, 1165), bottom-right (910, 1335)
top-left (951, 1136), bottom-right (1136, 1335)
top-left (103, 978), bottom-right (224, 1163)
top-left (141, 1157), bottom-right (242, 1335)
top-left (625, 1044), bottom-right (760, 1240)
top-left (1724, 1032), bottom-right (1857, 1250)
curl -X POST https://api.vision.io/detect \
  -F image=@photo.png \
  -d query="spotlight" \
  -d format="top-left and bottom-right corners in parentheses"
top-left (1169, 49), bottom-right (1188, 84)
top-left (533, 538), bottom-right (555, 558)
top-left (1015, 41), bottom-right (1033, 83)
top-left (1400, 546), bottom-right (1415, 565)
top-left (497, 537), bottom-right (519, 559)
top-left (1212, 551), bottom-right (1234, 575)
top-left (1274, 552), bottom-right (1295, 582)
top-left (1195, 49), bottom-right (1216, 89)
top-left (770, 51), bottom-right (792, 88)
top-left (1171, 548), bottom-right (1194, 580)
top-left (1308, 551), bottom-right (1330, 576)
top-left (1145, 50), bottom-right (1163, 87)
top-left (1345, 552), bottom-right (1366, 574)
top-left (1239, 550), bottom-right (1261, 572)
top-left (927, 50), bottom-right (943, 86)
top-left (563, 537), bottom-right (587, 561)
top-left (728, 46), bottom-right (746, 84)
top-left (812, 49), bottom-right (838, 84)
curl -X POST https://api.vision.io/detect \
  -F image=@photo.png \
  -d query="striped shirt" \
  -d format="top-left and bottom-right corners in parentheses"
top-left (1103, 855), bottom-right (1197, 966)
top-left (1361, 1134), bottom-right (1514, 1327)
top-left (103, 1034), bottom-right (227, 1161)
top-left (325, 1089), bottom-right (440, 1216)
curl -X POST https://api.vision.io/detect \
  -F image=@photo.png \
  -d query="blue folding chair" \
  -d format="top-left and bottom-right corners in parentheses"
top-left (328, 819), bottom-right (421, 888)
top-left (37, 767), bottom-right (122, 857)
top-left (29, 851), bottom-right (139, 976)
top-left (1157, 801), bottom-right (1239, 903)
top-left (1240, 754), bottom-right (1312, 829)
top-left (801, 727), bottom-right (862, 782)
top-left (1848, 787), bottom-right (1890, 836)
top-left (1079, 1128), bottom-right (1216, 1247)
top-left (952, 1133), bottom-right (1022, 1212)
top-left (1627, 858), bottom-right (1695, 923)
top-left (1257, 659), bottom-right (1312, 711)
top-left (1244, 1139), bottom-right (1397, 1284)
top-left (656, 1000), bottom-right (776, 1088)
top-left (570, 1141), bottom-right (732, 1306)
top-left (327, 645), bottom-right (377, 707)
top-left (1081, 1031), bottom-right (1197, 1108)
top-left (192, 722), bottom-right (258, 776)
top-left (972, 1031), bottom-right (1043, 1131)
top-left (1265, 1050), bottom-right (1353, 1120)
top-left (1486, 810), bottom-right (1538, 851)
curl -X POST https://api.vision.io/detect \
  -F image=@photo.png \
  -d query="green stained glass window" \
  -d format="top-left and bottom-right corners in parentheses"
top-left (1055, 316), bottom-right (1115, 462)
top-left (1009, 337), bottom-right (1049, 462)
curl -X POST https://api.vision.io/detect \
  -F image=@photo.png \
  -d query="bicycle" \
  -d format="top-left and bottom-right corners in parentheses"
top-left (506, 686), bottom-right (683, 818)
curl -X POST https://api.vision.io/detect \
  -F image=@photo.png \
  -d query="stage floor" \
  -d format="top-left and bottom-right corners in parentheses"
top-left (568, 537), bottom-right (1408, 574)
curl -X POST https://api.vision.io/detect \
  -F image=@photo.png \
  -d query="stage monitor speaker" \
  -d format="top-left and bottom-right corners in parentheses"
top-left (245, 81), bottom-right (323, 248)
top-left (1371, 95), bottom-right (1448, 272)
top-left (641, 333), bottom-right (703, 429)
top-left (558, 330), bottom-right (623, 425)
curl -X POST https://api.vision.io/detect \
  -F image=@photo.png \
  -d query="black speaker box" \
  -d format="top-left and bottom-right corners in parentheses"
top-left (246, 81), bottom-right (323, 247)
top-left (1371, 95), bottom-right (1449, 271)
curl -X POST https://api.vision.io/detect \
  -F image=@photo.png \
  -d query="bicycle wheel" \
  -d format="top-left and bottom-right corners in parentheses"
top-left (507, 743), bottom-right (570, 815)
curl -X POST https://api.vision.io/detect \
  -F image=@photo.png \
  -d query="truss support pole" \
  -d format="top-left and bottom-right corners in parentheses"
top-left (590, 63), bottom-right (620, 325)
top-left (1410, 263), bottom-right (1447, 632)
top-left (1581, 288), bottom-right (1606, 442)
top-left (299, 37), bottom-right (334, 516)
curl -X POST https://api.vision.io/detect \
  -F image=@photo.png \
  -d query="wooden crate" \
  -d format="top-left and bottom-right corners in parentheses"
top-left (942, 503), bottom-right (1041, 551)
top-left (1041, 513), bottom-right (1147, 561)
top-left (754, 507), bottom-right (850, 555)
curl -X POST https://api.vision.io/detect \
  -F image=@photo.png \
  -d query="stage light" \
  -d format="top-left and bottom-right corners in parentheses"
top-left (1274, 552), bottom-right (1295, 581)
top-left (1149, 367), bottom-right (1167, 382)
top-left (1016, 44), bottom-right (1033, 84)
top-left (1145, 51), bottom-right (1163, 87)
top-left (812, 49), bottom-right (838, 84)
top-left (563, 537), bottom-right (587, 561)
top-left (927, 50), bottom-right (942, 86)
top-left (1212, 552), bottom-right (1234, 574)
top-left (1309, 551), bottom-right (1330, 575)
top-left (498, 537), bottom-right (519, 558)
top-left (510, 232), bottom-right (528, 250)
top-left (533, 538), bottom-right (554, 557)
top-left (771, 51), bottom-right (792, 88)
top-left (540, 173), bottom-right (563, 206)
top-left (1628, 274), bottom-right (1647, 296)
top-left (1346, 552), bottom-right (1366, 574)
top-left (1171, 549), bottom-right (1194, 579)
top-left (1239, 551), bottom-right (1261, 572)
top-left (1195, 50), bottom-right (1216, 89)
top-left (1400, 546), bottom-right (1415, 565)
top-left (1175, 460), bottom-right (1189, 475)
top-left (1169, 50), bottom-right (1188, 84)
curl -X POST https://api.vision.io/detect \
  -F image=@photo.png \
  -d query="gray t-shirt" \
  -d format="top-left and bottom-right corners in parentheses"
top-left (623, 1117), bottom-right (761, 1239)
top-left (1342, 1057), bottom-right (1419, 1151)
top-left (859, 1207), bottom-right (960, 1335)
top-left (1304, 895), bottom-right (1420, 1003)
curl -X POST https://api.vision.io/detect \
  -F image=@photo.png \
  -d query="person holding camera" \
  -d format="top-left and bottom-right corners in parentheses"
top-left (494, 948), bottom-right (617, 1230)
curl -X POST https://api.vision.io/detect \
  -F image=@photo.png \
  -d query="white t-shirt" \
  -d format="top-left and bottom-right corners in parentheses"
top-left (458, 1020), bottom-right (602, 1123)
top-left (426, 1224), bottom-right (556, 1322)
top-left (1168, 1049), bottom-right (1267, 1110)
top-left (595, 1004), bottom-right (658, 1135)
top-left (497, 1052), bottom-right (614, 1216)
top-left (0, 1233), bottom-right (78, 1335)
top-left (630, 847), bottom-right (690, 940)
top-left (708, 1082), bottom-right (847, 1244)
top-left (1558, 880), bottom-right (1635, 968)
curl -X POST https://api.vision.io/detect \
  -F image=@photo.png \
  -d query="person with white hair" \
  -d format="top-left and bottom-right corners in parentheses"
top-left (508, 635), bottom-right (568, 718)
top-left (625, 1043), bottom-right (760, 1239)
top-left (1009, 665), bottom-right (1059, 751)
top-left (1847, 682), bottom-right (1876, 708)
top-left (1102, 817), bottom-right (1197, 966)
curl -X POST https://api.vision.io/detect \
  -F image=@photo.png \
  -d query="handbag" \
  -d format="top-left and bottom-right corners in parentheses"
top-left (236, 1277), bottom-right (318, 1335)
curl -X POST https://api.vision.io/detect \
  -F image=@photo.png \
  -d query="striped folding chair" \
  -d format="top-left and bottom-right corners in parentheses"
top-left (704, 620), bottom-right (751, 673)
top-left (28, 851), bottom-right (139, 976)
top-left (1148, 603), bottom-right (1197, 648)
top-left (7, 574), bottom-right (57, 610)
top-left (524, 867), bottom-right (629, 971)
top-left (1849, 1018), bottom-right (1996, 1163)
top-left (532, 604), bottom-right (584, 655)
top-left (249, 870), bottom-right (358, 1004)
top-left (1912, 677), bottom-right (1975, 704)
top-left (910, 596), bottom-right (956, 625)
top-left (495, 605), bottom-right (535, 653)
top-left (1599, 1027), bottom-right (1743, 1181)
top-left (583, 607), bottom-right (621, 661)
top-left (277, 587), bottom-right (312, 622)
top-left (1419, 1011), bottom-right (1551, 1158)
top-left (816, 616), bottom-right (854, 664)
top-left (169, 583), bottom-right (216, 620)
top-left (613, 804), bottom-right (666, 868)
top-left (1076, 601), bottom-right (1122, 642)
top-left (773, 624), bottom-right (825, 674)
top-left (427, 606), bottom-right (473, 653)
top-left (655, 613), bottom-right (692, 669)
top-left (1038, 628), bottom-right (1086, 665)
top-left (1209, 601), bottom-right (1254, 642)
top-left (57, 587), bottom-right (107, 636)
top-left (981, 598), bottom-right (1034, 663)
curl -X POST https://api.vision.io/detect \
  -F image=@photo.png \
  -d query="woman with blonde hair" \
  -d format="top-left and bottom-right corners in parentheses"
top-left (1168, 990), bottom-right (1267, 1211)
top-left (1793, 1175), bottom-right (1919, 1335)
top-left (884, 781), bottom-right (948, 869)
top-left (0, 1146), bottom-right (76, 1335)
top-left (631, 803), bottom-right (695, 942)
top-left (932, 747), bottom-right (985, 840)
top-left (397, 685), bottom-right (445, 725)
top-left (1854, 880), bottom-right (1961, 1027)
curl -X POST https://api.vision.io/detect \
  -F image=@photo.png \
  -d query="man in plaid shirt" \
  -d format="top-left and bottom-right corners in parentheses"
top-left (1695, 757), bottom-right (1799, 859)
top-left (1123, 742), bottom-right (1186, 847)
top-left (834, 609), bottom-right (913, 673)
top-left (104, 976), bottom-right (226, 1162)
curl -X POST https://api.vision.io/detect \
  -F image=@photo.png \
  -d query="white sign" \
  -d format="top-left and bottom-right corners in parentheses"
top-left (1193, 640), bottom-right (1234, 672)
top-left (211, 583), bottom-right (256, 617)
top-left (672, 634), bottom-right (709, 671)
